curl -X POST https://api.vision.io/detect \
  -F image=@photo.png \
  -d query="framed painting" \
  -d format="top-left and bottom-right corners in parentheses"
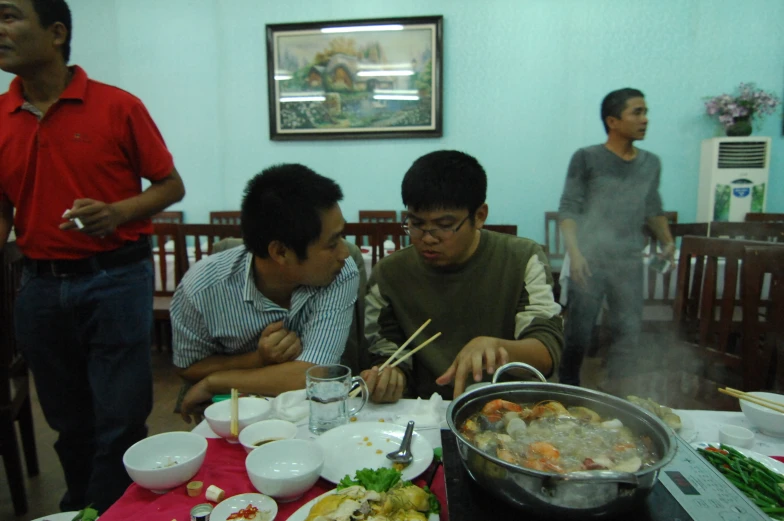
top-left (266, 16), bottom-right (443, 141)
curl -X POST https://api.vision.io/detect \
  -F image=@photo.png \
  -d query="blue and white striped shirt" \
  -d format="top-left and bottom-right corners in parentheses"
top-left (171, 246), bottom-right (359, 369)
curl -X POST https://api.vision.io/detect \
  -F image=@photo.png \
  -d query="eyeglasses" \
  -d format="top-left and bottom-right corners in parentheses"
top-left (402, 215), bottom-right (471, 240)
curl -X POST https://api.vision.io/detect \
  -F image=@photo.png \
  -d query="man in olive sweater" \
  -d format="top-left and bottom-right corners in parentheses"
top-left (362, 150), bottom-right (564, 401)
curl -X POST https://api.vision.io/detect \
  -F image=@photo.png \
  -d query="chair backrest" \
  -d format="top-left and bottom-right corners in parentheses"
top-left (151, 223), bottom-right (182, 296)
top-left (152, 211), bottom-right (184, 224)
top-left (644, 222), bottom-right (709, 304)
top-left (209, 211), bottom-right (241, 226)
top-left (178, 224), bottom-right (242, 273)
top-left (1, 242), bottom-right (24, 405)
top-left (359, 210), bottom-right (397, 223)
top-left (375, 222), bottom-right (410, 252)
top-left (709, 221), bottom-right (784, 242)
top-left (745, 212), bottom-right (784, 223)
top-left (544, 211), bottom-right (563, 259)
top-left (741, 244), bottom-right (784, 391)
top-left (484, 224), bottom-right (518, 236)
top-left (342, 223), bottom-right (381, 267)
top-left (673, 236), bottom-right (771, 369)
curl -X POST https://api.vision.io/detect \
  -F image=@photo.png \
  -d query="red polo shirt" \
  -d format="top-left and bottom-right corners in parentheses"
top-left (0, 66), bottom-right (175, 260)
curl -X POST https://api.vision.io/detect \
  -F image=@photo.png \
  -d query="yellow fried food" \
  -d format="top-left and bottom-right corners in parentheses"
top-left (304, 494), bottom-right (357, 521)
top-left (381, 486), bottom-right (430, 514)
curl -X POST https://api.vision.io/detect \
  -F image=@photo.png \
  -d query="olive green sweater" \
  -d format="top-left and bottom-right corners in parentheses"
top-left (364, 230), bottom-right (564, 399)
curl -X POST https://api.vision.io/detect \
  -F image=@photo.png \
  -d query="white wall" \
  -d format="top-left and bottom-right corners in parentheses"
top-left (3, 0), bottom-right (783, 241)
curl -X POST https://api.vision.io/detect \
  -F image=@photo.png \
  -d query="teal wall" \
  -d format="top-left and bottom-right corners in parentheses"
top-left (3, 0), bottom-right (783, 242)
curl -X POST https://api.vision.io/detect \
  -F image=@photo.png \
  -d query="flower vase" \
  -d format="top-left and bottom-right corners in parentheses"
top-left (726, 115), bottom-right (753, 137)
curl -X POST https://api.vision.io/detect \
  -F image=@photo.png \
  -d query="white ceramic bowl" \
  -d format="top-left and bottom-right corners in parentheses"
top-left (719, 424), bottom-right (755, 448)
top-left (204, 397), bottom-right (271, 441)
top-left (245, 439), bottom-right (324, 502)
top-left (239, 419), bottom-right (298, 454)
top-left (740, 392), bottom-right (784, 437)
top-left (123, 432), bottom-right (207, 493)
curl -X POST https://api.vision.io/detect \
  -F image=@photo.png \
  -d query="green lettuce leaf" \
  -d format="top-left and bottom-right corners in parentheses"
top-left (336, 467), bottom-right (402, 492)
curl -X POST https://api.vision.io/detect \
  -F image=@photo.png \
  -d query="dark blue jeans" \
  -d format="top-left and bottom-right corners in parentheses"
top-left (558, 257), bottom-right (644, 386)
top-left (15, 259), bottom-right (154, 512)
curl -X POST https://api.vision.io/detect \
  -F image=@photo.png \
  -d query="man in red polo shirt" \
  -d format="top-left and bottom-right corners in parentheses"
top-left (0, 0), bottom-right (185, 512)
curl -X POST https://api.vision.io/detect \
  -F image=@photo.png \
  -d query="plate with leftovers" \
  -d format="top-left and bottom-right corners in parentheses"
top-left (287, 468), bottom-right (439, 521)
top-left (315, 422), bottom-right (433, 484)
top-left (210, 493), bottom-right (277, 521)
top-left (694, 442), bottom-right (784, 520)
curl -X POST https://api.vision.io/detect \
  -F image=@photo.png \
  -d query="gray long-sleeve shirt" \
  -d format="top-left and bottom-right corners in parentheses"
top-left (558, 145), bottom-right (664, 259)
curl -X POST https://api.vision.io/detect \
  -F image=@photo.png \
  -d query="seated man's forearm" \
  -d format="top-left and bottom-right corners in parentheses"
top-left (495, 337), bottom-right (553, 376)
top-left (177, 350), bottom-right (262, 383)
top-left (199, 360), bottom-right (315, 397)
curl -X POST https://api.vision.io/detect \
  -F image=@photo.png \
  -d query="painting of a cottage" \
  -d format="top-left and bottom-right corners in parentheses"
top-left (267, 17), bottom-right (442, 139)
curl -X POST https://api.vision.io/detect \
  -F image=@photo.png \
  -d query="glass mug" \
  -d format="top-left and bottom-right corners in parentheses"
top-left (306, 364), bottom-right (368, 435)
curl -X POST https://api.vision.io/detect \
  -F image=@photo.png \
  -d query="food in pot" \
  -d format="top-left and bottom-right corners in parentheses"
top-left (459, 399), bottom-right (659, 474)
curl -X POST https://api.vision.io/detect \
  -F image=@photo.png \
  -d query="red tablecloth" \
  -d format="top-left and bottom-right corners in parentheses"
top-left (100, 438), bottom-right (447, 521)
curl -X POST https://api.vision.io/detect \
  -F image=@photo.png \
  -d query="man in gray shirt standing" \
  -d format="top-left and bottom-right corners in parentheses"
top-left (557, 88), bottom-right (674, 386)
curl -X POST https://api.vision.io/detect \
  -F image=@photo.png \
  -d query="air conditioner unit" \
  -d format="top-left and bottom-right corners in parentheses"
top-left (697, 137), bottom-right (771, 222)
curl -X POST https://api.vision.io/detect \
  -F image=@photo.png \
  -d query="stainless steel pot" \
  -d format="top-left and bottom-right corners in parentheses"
top-left (446, 363), bottom-right (677, 519)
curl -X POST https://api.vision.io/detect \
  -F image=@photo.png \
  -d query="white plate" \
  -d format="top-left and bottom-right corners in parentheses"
top-left (210, 493), bottom-right (278, 521)
top-left (314, 421), bottom-right (434, 484)
top-left (286, 488), bottom-right (438, 521)
top-left (693, 441), bottom-right (784, 476)
top-left (694, 441), bottom-right (784, 520)
top-left (676, 415), bottom-right (697, 442)
top-left (31, 513), bottom-right (81, 521)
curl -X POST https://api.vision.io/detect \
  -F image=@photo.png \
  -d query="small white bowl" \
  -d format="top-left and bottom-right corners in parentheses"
top-left (239, 419), bottom-right (298, 453)
top-left (204, 397), bottom-right (271, 442)
top-left (123, 432), bottom-right (207, 493)
top-left (245, 439), bottom-right (323, 502)
top-left (719, 424), bottom-right (755, 449)
top-left (739, 392), bottom-right (784, 437)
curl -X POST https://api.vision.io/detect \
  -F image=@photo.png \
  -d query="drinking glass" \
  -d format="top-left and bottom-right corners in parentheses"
top-left (306, 364), bottom-right (368, 435)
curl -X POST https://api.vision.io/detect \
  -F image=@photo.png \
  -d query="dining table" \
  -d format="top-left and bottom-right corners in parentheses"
top-left (86, 397), bottom-right (784, 521)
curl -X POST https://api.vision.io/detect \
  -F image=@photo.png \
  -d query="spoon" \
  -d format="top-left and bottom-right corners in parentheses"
top-left (386, 421), bottom-right (415, 466)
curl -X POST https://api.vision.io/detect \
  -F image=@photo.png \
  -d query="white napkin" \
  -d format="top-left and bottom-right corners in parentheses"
top-left (271, 389), bottom-right (309, 423)
top-left (383, 240), bottom-right (395, 251)
top-left (394, 393), bottom-right (445, 428)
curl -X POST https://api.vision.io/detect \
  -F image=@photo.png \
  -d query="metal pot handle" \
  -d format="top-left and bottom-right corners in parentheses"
top-left (549, 470), bottom-right (639, 487)
top-left (492, 362), bottom-right (547, 384)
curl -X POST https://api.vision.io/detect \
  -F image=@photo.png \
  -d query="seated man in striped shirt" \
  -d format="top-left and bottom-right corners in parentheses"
top-left (172, 164), bottom-right (359, 419)
top-left (362, 150), bottom-right (564, 402)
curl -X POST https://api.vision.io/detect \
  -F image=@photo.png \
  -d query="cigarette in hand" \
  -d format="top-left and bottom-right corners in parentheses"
top-left (62, 209), bottom-right (84, 229)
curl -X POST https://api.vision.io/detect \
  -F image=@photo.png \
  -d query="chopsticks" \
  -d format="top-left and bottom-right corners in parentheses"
top-left (719, 387), bottom-right (784, 414)
top-left (230, 388), bottom-right (239, 437)
top-left (349, 319), bottom-right (439, 398)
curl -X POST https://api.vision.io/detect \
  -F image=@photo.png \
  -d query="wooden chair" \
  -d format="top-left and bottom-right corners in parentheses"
top-left (359, 210), bottom-right (397, 223)
top-left (151, 211), bottom-right (184, 224)
top-left (644, 223), bottom-right (709, 309)
top-left (709, 222), bottom-right (784, 242)
top-left (209, 211), bottom-right (241, 226)
top-left (376, 222), bottom-right (410, 252)
top-left (151, 223), bottom-right (182, 351)
top-left (671, 236), bottom-right (772, 387)
top-left (484, 224), bottom-right (518, 235)
top-left (177, 224), bottom-right (243, 273)
top-left (543, 212), bottom-right (563, 261)
top-left (342, 223), bottom-right (382, 267)
top-left (0, 242), bottom-right (38, 516)
top-left (741, 245), bottom-right (784, 391)
top-left (745, 212), bottom-right (784, 223)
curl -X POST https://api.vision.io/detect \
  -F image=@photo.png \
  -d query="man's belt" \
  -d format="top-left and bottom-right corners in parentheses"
top-left (25, 238), bottom-right (152, 277)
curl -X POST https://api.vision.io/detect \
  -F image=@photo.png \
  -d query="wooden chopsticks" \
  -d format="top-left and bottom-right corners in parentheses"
top-left (719, 387), bottom-right (784, 414)
top-left (230, 388), bottom-right (239, 437)
top-left (349, 319), bottom-right (440, 398)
